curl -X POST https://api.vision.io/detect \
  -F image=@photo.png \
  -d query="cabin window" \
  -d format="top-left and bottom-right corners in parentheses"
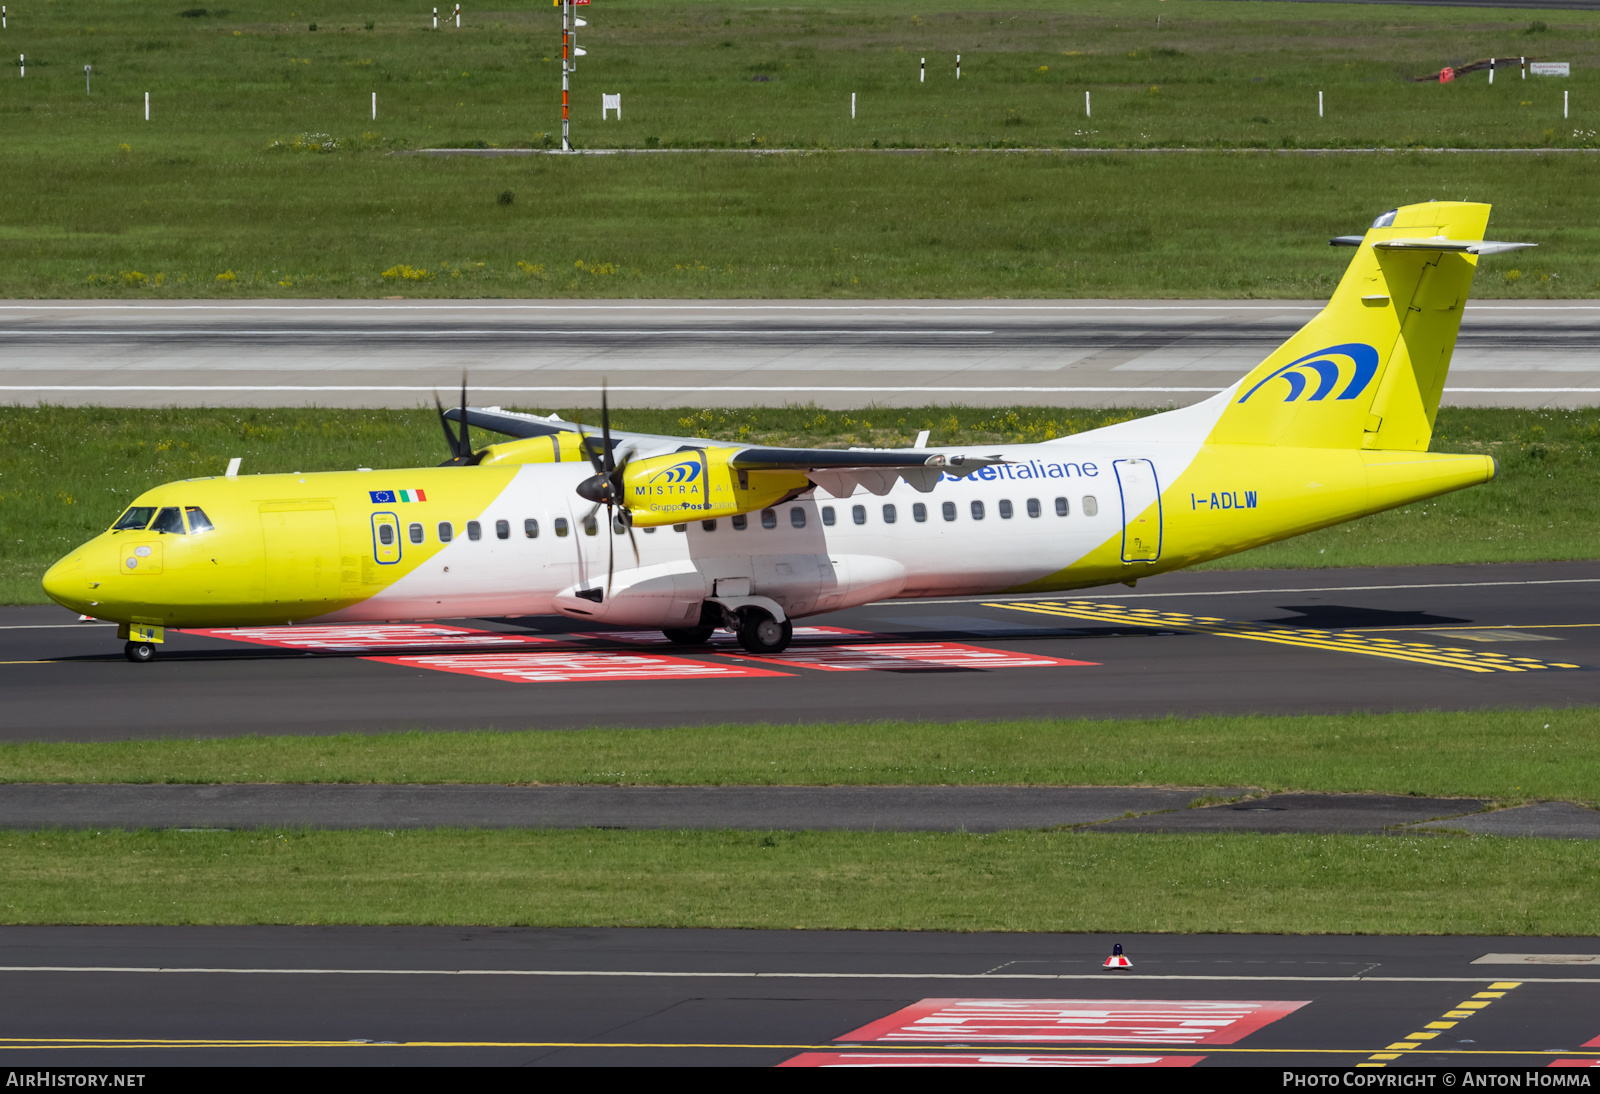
top-left (582, 516), bottom-right (598, 536)
top-left (377, 524), bottom-right (395, 546)
top-left (732, 514), bottom-right (748, 530)
top-left (185, 507), bottom-right (215, 534)
top-left (942, 501), bottom-right (957, 522)
top-left (882, 503), bottom-right (897, 524)
top-left (790, 507), bottom-right (806, 529)
top-left (821, 506), bottom-right (836, 527)
top-left (1027, 498), bottom-right (1041, 518)
top-left (644, 526), bottom-right (657, 534)
top-left (524, 519), bottom-right (539, 539)
top-left (466, 521), bottom-right (482, 542)
top-left (998, 499), bottom-right (1014, 520)
top-left (970, 500), bottom-right (985, 521)
top-left (437, 521), bottom-right (454, 543)
top-left (111, 506), bottom-right (157, 532)
top-left (1055, 496), bottom-right (1070, 517)
top-left (913, 502), bottom-right (927, 523)
top-left (673, 524), bottom-right (687, 533)
top-left (760, 509), bottom-right (777, 530)
top-left (150, 507), bottom-right (186, 535)
top-left (495, 519), bottom-right (510, 540)
top-left (702, 520), bottom-right (717, 532)
top-left (614, 517), bottom-right (628, 535)
top-left (1082, 496), bottom-right (1099, 517)
top-left (852, 504), bottom-right (867, 526)
top-left (554, 518), bottom-right (570, 538)
top-left (409, 522), bottom-right (424, 544)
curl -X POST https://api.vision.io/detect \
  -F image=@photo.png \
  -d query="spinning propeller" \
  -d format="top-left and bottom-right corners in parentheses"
top-left (434, 376), bottom-right (482, 466)
top-left (572, 383), bottom-right (640, 596)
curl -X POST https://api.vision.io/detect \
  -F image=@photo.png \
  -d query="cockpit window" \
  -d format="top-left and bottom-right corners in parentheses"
top-left (185, 507), bottom-right (215, 534)
top-left (111, 506), bottom-right (157, 531)
top-left (149, 507), bottom-right (186, 535)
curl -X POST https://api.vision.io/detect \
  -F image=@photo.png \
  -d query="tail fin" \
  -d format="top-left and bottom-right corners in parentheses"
top-left (1209, 201), bottom-right (1528, 451)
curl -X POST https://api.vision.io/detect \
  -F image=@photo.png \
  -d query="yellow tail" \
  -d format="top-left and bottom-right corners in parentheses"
top-left (1210, 200), bottom-right (1501, 452)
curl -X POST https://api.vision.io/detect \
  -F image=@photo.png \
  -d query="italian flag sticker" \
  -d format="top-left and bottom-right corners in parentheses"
top-left (399, 488), bottom-right (427, 503)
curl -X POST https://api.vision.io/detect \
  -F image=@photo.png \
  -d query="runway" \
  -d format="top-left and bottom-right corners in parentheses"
top-left (0, 927), bottom-right (1596, 1066)
top-left (6, 561), bottom-right (1600, 742)
top-left (4, 299), bottom-right (1600, 409)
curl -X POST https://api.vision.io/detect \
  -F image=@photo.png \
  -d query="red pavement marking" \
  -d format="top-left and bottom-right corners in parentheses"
top-left (187, 624), bottom-right (560, 653)
top-left (577, 626), bottom-right (873, 645)
top-left (838, 999), bottom-right (1309, 1046)
top-left (1583, 1035), bottom-right (1600, 1048)
top-left (1553, 1060), bottom-right (1600, 1068)
top-left (366, 650), bottom-right (792, 683)
top-left (728, 642), bottom-right (1097, 672)
top-left (779, 1052), bottom-right (1202, 1068)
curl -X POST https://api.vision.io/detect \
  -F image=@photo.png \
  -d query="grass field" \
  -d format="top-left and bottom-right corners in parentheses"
top-left (5, 404), bottom-right (1598, 603)
top-left (0, 828), bottom-right (1592, 933)
top-left (2, 2), bottom-right (1599, 297)
top-left (1, 708), bottom-right (1596, 803)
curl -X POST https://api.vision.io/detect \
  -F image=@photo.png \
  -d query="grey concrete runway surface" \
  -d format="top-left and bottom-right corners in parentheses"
top-left (4, 784), bottom-right (1595, 838)
top-left (0, 927), bottom-right (1597, 1066)
top-left (3, 299), bottom-right (1599, 410)
top-left (5, 561), bottom-right (1600, 742)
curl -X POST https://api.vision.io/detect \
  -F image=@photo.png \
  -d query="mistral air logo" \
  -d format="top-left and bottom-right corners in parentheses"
top-left (634, 457), bottom-right (705, 503)
top-left (1237, 343), bottom-right (1380, 405)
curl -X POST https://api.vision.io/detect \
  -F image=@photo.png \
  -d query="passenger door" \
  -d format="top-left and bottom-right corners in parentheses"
top-left (1114, 458), bottom-right (1163, 563)
top-left (370, 512), bottom-right (401, 565)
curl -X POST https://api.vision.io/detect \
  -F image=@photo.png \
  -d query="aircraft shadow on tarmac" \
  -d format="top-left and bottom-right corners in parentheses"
top-left (1257, 605), bottom-right (1473, 630)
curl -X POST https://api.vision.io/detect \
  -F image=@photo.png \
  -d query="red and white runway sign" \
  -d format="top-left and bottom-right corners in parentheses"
top-left (838, 998), bottom-right (1309, 1045)
top-left (579, 626), bottom-right (873, 646)
top-left (780, 1052), bottom-right (1202, 1067)
top-left (188, 624), bottom-right (558, 653)
top-left (733, 642), bottom-right (1097, 672)
top-left (367, 650), bottom-right (791, 683)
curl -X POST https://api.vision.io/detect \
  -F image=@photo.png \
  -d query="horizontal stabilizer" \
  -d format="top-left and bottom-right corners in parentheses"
top-left (1375, 237), bottom-right (1535, 256)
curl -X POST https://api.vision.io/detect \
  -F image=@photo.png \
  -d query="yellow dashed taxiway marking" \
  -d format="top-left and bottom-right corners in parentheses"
top-left (984, 602), bottom-right (1583, 674)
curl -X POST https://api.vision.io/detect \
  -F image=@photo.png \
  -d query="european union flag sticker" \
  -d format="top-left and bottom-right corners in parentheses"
top-left (369, 490), bottom-right (396, 504)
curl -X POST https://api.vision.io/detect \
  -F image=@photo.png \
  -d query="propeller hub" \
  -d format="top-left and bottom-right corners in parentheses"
top-left (576, 473), bottom-right (615, 504)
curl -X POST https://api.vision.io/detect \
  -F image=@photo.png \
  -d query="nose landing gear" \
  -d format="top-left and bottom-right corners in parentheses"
top-left (124, 641), bottom-right (156, 663)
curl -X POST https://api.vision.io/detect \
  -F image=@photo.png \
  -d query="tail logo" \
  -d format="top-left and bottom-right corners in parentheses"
top-left (645, 459), bottom-right (702, 485)
top-left (1237, 343), bottom-right (1380, 404)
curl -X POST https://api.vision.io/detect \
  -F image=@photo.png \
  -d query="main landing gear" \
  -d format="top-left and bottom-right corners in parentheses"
top-left (734, 606), bottom-right (792, 655)
top-left (124, 641), bottom-right (156, 663)
top-left (658, 603), bottom-right (794, 654)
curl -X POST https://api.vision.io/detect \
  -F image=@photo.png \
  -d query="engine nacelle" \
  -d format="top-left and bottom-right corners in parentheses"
top-left (476, 432), bottom-right (595, 466)
top-left (621, 448), bottom-right (811, 528)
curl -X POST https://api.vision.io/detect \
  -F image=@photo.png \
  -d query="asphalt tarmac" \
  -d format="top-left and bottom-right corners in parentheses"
top-left (4, 299), bottom-right (1599, 409)
top-left (0, 927), bottom-right (1597, 1067)
top-left (6, 561), bottom-right (1600, 742)
top-left (6, 784), bottom-right (1597, 837)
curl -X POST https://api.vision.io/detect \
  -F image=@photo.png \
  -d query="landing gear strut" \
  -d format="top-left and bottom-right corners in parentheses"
top-left (124, 641), bottom-right (155, 663)
top-left (735, 607), bottom-right (792, 654)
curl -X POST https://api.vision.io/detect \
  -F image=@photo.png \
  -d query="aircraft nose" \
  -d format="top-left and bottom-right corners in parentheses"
top-left (42, 549), bottom-right (99, 612)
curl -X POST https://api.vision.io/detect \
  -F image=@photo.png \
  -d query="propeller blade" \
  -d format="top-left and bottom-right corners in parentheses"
top-left (605, 510), bottom-right (615, 597)
top-left (433, 390), bottom-right (462, 459)
top-left (626, 520), bottom-right (640, 568)
top-left (459, 374), bottom-right (472, 462)
top-left (571, 411), bottom-right (606, 475)
top-left (600, 380), bottom-right (615, 476)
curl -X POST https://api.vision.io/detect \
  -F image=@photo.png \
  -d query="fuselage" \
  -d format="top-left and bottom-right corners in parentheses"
top-left (42, 428), bottom-right (1494, 631)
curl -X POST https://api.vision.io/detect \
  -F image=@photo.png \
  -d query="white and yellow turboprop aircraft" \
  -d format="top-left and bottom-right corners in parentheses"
top-left (45, 201), bottom-right (1528, 662)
